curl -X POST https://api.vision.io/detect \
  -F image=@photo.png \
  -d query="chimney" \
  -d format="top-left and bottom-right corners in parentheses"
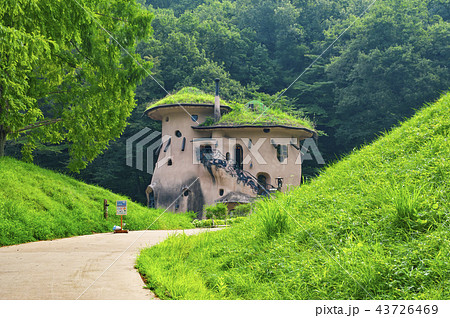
top-left (214, 78), bottom-right (221, 122)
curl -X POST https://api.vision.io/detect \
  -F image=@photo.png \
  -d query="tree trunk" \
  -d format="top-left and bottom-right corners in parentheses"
top-left (0, 129), bottom-right (6, 157)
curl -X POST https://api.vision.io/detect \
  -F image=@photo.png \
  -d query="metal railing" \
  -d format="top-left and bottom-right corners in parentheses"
top-left (200, 149), bottom-right (275, 195)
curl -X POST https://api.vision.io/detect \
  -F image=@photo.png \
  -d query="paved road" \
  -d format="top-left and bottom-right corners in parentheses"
top-left (0, 229), bottom-right (218, 300)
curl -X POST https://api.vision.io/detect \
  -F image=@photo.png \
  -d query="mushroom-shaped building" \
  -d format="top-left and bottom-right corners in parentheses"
top-left (144, 85), bottom-right (316, 217)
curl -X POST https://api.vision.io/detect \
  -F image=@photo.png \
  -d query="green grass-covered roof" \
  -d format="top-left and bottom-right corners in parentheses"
top-left (146, 87), bottom-right (314, 130)
top-left (212, 102), bottom-right (314, 130)
top-left (146, 87), bottom-right (227, 109)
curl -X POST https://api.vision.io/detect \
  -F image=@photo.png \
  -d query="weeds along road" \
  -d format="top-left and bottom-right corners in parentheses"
top-left (0, 228), bottom-right (220, 300)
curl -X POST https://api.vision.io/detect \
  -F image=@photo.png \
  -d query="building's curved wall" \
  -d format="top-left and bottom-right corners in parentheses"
top-left (150, 107), bottom-right (214, 215)
top-left (149, 107), bottom-right (305, 215)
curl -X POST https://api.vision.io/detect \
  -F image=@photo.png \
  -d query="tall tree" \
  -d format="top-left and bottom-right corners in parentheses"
top-left (0, 0), bottom-right (153, 170)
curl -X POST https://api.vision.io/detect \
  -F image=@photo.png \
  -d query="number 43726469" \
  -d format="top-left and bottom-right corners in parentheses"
top-left (376, 304), bottom-right (438, 315)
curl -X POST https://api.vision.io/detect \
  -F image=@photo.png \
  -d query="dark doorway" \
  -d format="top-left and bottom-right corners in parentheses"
top-left (257, 173), bottom-right (267, 195)
top-left (235, 145), bottom-right (243, 170)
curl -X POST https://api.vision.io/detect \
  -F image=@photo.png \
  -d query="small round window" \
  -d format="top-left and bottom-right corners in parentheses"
top-left (175, 130), bottom-right (182, 138)
top-left (263, 128), bottom-right (270, 133)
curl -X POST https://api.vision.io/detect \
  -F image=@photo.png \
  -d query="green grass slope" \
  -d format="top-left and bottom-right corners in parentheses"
top-left (0, 158), bottom-right (194, 246)
top-left (137, 92), bottom-right (450, 300)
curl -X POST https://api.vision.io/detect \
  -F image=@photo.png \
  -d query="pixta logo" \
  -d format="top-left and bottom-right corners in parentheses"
top-left (126, 128), bottom-right (170, 174)
top-left (126, 128), bottom-right (325, 174)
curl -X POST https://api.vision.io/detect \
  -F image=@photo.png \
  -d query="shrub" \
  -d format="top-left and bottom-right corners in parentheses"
top-left (205, 203), bottom-right (228, 220)
top-left (231, 204), bottom-right (251, 217)
top-left (227, 217), bottom-right (246, 225)
top-left (192, 219), bottom-right (214, 228)
top-left (192, 218), bottom-right (232, 228)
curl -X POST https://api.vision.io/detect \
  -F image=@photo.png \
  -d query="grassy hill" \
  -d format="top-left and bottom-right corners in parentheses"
top-left (0, 157), bottom-right (194, 246)
top-left (136, 92), bottom-right (450, 300)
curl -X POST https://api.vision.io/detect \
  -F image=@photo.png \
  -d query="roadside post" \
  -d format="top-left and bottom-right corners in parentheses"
top-left (103, 199), bottom-right (109, 219)
top-left (114, 200), bottom-right (129, 233)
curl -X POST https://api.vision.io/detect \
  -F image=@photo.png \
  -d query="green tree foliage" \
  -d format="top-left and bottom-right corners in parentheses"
top-left (0, 0), bottom-right (153, 170)
top-left (327, 0), bottom-right (450, 150)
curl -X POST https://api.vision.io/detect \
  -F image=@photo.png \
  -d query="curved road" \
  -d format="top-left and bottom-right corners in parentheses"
top-left (0, 229), bottom-right (218, 300)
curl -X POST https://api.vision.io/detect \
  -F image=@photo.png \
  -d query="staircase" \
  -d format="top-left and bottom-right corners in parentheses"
top-left (200, 149), bottom-right (275, 195)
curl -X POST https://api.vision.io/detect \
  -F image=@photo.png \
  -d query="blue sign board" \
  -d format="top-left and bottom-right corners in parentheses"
top-left (116, 200), bottom-right (127, 215)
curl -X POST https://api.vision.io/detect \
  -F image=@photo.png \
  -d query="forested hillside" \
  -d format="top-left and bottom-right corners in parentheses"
top-left (4, 0), bottom-right (449, 204)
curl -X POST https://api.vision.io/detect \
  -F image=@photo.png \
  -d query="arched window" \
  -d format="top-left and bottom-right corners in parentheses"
top-left (235, 145), bottom-right (243, 170)
top-left (256, 173), bottom-right (271, 195)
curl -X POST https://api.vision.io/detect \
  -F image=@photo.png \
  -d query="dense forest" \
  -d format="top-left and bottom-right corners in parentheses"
top-left (3, 0), bottom-right (449, 204)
